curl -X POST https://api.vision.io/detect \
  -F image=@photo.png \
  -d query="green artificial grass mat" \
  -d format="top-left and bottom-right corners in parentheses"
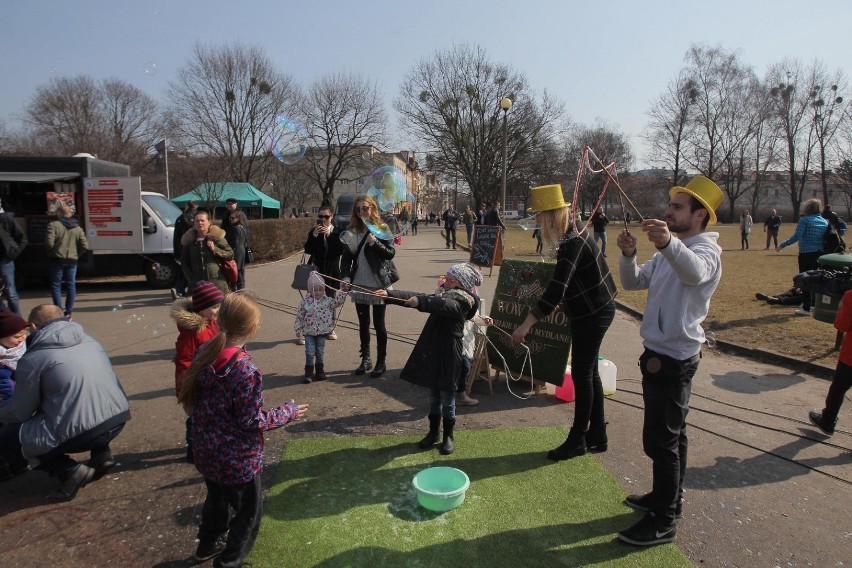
top-left (252, 427), bottom-right (691, 567)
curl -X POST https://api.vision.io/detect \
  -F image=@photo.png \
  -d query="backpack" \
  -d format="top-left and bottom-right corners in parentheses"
top-left (823, 225), bottom-right (847, 254)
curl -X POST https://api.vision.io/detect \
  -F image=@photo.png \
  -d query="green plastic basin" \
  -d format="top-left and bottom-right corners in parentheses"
top-left (412, 467), bottom-right (470, 512)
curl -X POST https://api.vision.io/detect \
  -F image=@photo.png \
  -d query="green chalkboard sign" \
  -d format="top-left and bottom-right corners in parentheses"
top-left (486, 258), bottom-right (572, 384)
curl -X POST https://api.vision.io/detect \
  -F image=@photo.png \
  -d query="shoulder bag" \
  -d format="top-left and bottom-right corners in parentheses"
top-left (220, 258), bottom-right (238, 285)
top-left (292, 253), bottom-right (315, 290)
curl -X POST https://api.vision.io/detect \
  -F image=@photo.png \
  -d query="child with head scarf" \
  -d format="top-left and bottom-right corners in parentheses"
top-left (377, 263), bottom-right (483, 454)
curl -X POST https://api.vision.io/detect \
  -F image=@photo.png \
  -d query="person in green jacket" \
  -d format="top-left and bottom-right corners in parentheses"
top-left (180, 210), bottom-right (234, 295)
top-left (45, 203), bottom-right (89, 319)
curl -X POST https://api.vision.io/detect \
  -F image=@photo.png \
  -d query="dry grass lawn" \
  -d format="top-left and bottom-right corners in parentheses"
top-left (502, 222), bottom-right (842, 368)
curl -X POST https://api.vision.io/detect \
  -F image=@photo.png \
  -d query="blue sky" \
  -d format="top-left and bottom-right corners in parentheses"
top-left (2, 0), bottom-right (850, 168)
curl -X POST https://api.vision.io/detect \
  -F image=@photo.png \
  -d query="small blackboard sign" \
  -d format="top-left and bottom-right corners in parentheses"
top-left (25, 216), bottom-right (53, 244)
top-left (470, 225), bottom-right (501, 267)
top-left (486, 259), bottom-right (572, 384)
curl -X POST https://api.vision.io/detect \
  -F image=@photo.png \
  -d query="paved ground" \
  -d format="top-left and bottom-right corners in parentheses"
top-left (1, 223), bottom-right (849, 567)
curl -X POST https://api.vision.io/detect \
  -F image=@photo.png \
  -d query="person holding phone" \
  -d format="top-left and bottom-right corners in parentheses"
top-left (304, 206), bottom-right (343, 340)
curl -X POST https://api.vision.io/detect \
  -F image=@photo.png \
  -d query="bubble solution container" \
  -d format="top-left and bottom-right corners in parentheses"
top-left (412, 467), bottom-right (470, 512)
top-left (599, 357), bottom-right (617, 396)
top-left (554, 365), bottom-right (575, 403)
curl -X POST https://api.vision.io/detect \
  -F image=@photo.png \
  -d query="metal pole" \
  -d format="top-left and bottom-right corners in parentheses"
top-left (501, 110), bottom-right (508, 215)
top-left (164, 138), bottom-right (170, 199)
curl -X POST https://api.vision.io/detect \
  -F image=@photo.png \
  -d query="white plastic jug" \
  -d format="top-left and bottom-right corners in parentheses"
top-left (598, 357), bottom-right (617, 396)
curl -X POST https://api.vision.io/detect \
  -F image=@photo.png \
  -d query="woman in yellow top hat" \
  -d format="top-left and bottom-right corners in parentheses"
top-left (510, 184), bottom-right (618, 460)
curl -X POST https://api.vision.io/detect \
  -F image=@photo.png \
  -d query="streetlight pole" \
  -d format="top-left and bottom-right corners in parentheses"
top-left (499, 97), bottom-right (513, 218)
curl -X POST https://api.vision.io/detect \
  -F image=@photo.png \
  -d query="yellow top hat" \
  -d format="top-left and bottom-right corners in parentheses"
top-left (669, 175), bottom-right (724, 225)
top-left (527, 184), bottom-right (571, 213)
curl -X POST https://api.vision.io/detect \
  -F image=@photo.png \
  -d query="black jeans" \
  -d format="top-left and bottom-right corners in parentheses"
top-left (355, 303), bottom-right (387, 359)
top-left (445, 226), bottom-right (457, 248)
top-left (198, 475), bottom-right (262, 568)
top-left (798, 252), bottom-right (823, 311)
top-left (569, 301), bottom-right (616, 434)
top-left (823, 360), bottom-right (852, 422)
top-left (0, 422), bottom-right (124, 478)
top-left (639, 348), bottom-right (700, 523)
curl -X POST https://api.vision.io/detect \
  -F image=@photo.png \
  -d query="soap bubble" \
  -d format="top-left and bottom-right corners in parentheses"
top-left (143, 62), bottom-right (158, 76)
top-left (267, 114), bottom-right (309, 165)
top-left (151, 323), bottom-right (167, 337)
top-left (364, 166), bottom-right (408, 213)
top-left (518, 216), bottom-right (538, 231)
top-left (366, 220), bottom-right (394, 240)
top-left (111, 305), bottom-right (125, 312)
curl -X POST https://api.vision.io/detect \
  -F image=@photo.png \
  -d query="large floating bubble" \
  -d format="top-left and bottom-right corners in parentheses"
top-left (144, 61), bottom-right (158, 76)
top-left (267, 114), bottom-right (309, 165)
top-left (364, 166), bottom-right (408, 213)
top-left (518, 216), bottom-right (538, 231)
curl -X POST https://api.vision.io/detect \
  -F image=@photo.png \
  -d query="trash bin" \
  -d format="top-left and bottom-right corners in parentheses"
top-left (813, 253), bottom-right (852, 323)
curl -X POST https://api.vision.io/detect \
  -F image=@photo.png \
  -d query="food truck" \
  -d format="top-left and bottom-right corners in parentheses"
top-left (0, 154), bottom-right (181, 288)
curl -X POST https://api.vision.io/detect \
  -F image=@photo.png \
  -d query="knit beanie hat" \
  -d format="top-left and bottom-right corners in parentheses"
top-left (307, 271), bottom-right (326, 292)
top-left (446, 263), bottom-right (482, 292)
top-left (192, 281), bottom-right (224, 312)
top-left (0, 309), bottom-right (27, 338)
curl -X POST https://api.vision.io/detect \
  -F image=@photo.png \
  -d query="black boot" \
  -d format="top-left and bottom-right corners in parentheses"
top-left (808, 410), bottom-right (837, 435)
top-left (371, 345), bottom-right (387, 378)
top-left (440, 418), bottom-right (456, 455)
top-left (315, 363), bottom-right (327, 381)
top-left (586, 423), bottom-right (608, 453)
top-left (417, 414), bottom-right (442, 449)
top-left (547, 429), bottom-right (587, 461)
top-left (304, 364), bottom-right (314, 384)
top-left (355, 357), bottom-right (372, 375)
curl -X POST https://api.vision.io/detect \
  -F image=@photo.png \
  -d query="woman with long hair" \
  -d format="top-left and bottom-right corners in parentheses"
top-left (510, 184), bottom-right (617, 460)
top-left (178, 291), bottom-right (307, 566)
top-left (340, 195), bottom-right (397, 378)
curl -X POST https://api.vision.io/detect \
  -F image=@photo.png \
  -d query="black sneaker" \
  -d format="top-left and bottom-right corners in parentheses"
top-left (809, 410), bottom-right (836, 435)
top-left (625, 493), bottom-right (683, 518)
top-left (755, 293), bottom-right (769, 301)
top-left (618, 513), bottom-right (677, 546)
top-left (192, 534), bottom-right (226, 563)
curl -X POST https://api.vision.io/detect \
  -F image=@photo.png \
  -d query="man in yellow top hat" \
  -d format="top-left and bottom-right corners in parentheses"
top-left (614, 175), bottom-right (723, 546)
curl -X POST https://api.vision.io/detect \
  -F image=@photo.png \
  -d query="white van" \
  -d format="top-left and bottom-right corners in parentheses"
top-left (504, 210), bottom-right (520, 220)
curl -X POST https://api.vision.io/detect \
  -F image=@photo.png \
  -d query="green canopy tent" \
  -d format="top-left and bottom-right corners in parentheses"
top-left (171, 182), bottom-right (280, 219)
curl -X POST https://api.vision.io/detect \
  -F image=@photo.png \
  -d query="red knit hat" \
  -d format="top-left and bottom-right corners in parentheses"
top-left (192, 281), bottom-right (224, 312)
top-left (0, 309), bottom-right (27, 338)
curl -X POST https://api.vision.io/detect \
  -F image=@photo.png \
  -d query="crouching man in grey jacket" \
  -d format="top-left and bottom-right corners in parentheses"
top-left (0, 305), bottom-right (130, 499)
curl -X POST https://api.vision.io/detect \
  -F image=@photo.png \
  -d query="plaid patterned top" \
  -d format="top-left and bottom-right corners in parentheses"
top-left (780, 213), bottom-right (828, 254)
top-left (530, 227), bottom-right (617, 320)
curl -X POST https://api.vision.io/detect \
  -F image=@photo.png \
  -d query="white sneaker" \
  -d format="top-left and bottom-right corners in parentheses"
top-left (327, 332), bottom-right (337, 340)
top-left (297, 337), bottom-right (306, 345)
top-left (794, 308), bottom-right (812, 316)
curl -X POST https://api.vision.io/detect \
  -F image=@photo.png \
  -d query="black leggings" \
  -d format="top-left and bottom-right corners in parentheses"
top-left (355, 303), bottom-right (387, 356)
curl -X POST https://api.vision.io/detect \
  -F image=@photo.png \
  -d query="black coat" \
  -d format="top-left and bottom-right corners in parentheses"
top-left (304, 226), bottom-right (343, 283)
top-left (340, 232), bottom-right (396, 289)
top-left (388, 288), bottom-right (479, 392)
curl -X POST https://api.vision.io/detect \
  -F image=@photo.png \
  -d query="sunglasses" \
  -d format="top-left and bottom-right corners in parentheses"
top-left (355, 205), bottom-right (371, 212)
top-left (317, 214), bottom-right (331, 219)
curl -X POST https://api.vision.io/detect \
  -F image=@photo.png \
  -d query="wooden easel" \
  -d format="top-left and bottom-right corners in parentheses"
top-left (465, 332), bottom-right (494, 394)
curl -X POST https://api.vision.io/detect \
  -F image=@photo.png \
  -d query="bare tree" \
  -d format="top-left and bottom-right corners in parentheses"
top-left (806, 66), bottom-right (849, 204)
top-left (682, 45), bottom-right (755, 180)
top-left (20, 76), bottom-right (161, 171)
top-left (167, 42), bottom-right (297, 183)
top-left (295, 72), bottom-right (388, 204)
top-left (767, 59), bottom-right (819, 220)
top-left (395, 44), bottom-right (564, 209)
top-left (644, 69), bottom-right (698, 186)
